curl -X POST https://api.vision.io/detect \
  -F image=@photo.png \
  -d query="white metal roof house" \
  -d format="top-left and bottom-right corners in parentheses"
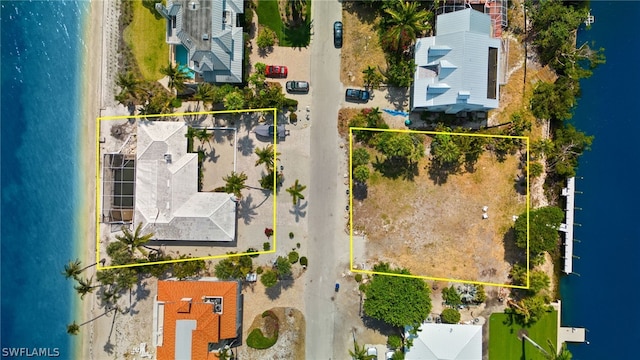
top-left (412, 8), bottom-right (501, 113)
top-left (156, 0), bottom-right (244, 83)
top-left (134, 121), bottom-right (236, 242)
top-left (405, 323), bottom-right (482, 360)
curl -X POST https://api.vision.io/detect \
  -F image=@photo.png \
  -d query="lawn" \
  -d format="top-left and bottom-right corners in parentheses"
top-left (255, 0), bottom-right (312, 47)
top-left (489, 312), bottom-right (558, 360)
top-left (123, 0), bottom-right (169, 81)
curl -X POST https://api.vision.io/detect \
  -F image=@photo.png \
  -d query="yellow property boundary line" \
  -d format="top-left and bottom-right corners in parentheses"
top-left (95, 108), bottom-right (278, 270)
top-left (348, 127), bottom-right (531, 289)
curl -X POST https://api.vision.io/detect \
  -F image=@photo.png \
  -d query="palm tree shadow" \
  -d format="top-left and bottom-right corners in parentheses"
top-left (237, 136), bottom-right (255, 157)
top-left (206, 147), bottom-right (220, 163)
top-left (289, 200), bottom-right (308, 222)
top-left (238, 194), bottom-right (259, 225)
top-left (283, 20), bottom-right (313, 49)
top-left (265, 281), bottom-right (282, 300)
top-left (103, 339), bottom-right (115, 355)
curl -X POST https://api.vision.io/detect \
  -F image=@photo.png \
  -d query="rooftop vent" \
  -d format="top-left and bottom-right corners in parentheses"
top-left (164, 153), bottom-right (172, 163)
top-left (188, 0), bottom-right (200, 11)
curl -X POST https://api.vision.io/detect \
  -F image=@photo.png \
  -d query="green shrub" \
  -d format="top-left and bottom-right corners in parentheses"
top-left (246, 248), bottom-right (260, 258)
top-left (296, 242), bottom-right (300, 249)
top-left (289, 232), bottom-right (294, 239)
top-left (282, 98), bottom-right (298, 108)
top-left (299, 256), bottom-right (308, 267)
top-left (246, 328), bottom-right (278, 349)
top-left (290, 112), bottom-right (298, 122)
top-left (354, 273), bottom-right (363, 283)
top-left (288, 251), bottom-right (299, 264)
top-left (441, 308), bottom-right (461, 324)
top-left (256, 266), bottom-right (264, 275)
top-left (387, 334), bottom-right (402, 349)
top-left (529, 162), bottom-right (544, 177)
top-left (263, 242), bottom-right (271, 251)
top-left (257, 27), bottom-right (276, 49)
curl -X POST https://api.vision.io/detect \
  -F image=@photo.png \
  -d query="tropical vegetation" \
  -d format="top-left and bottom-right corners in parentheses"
top-left (362, 263), bottom-right (431, 329)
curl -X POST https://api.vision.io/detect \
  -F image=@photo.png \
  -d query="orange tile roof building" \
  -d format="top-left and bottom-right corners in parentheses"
top-left (153, 279), bottom-right (242, 360)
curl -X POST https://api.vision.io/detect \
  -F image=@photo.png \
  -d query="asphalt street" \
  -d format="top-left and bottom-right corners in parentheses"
top-left (305, 0), bottom-right (346, 359)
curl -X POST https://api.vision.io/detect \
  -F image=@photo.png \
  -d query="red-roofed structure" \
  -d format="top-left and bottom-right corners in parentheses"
top-left (154, 280), bottom-right (241, 360)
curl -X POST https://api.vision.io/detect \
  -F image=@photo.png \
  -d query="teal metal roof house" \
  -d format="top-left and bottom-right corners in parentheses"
top-left (156, 0), bottom-right (244, 83)
top-left (412, 8), bottom-right (501, 113)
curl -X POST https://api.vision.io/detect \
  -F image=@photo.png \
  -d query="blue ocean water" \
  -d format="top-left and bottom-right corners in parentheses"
top-left (1, 1), bottom-right (88, 358)
top-left (560, 1), bottom-right (640, 358)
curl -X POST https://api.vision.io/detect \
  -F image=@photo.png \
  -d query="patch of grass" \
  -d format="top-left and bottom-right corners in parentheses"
top-left (256, 1), bottom-right (282, 38)
top-left (247, 310), bottom-right (280, 349)
top-left (123, 0), bottom-right (169, 81)
top-left (255, 0), bottom-right (311, 47)
top-left (489, 312), bottom-right (558, 360)
top-left (246, 328), bottom-right (278, 349)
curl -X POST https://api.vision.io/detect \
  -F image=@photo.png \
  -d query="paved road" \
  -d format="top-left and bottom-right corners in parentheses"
top-left (306, 1), bottom-right (345, 359)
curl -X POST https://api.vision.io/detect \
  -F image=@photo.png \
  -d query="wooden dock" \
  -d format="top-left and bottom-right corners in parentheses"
top-left (559, 177), bottom-right (576, 274)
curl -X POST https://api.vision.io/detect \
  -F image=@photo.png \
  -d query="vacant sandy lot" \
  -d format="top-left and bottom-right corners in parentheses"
top-left (352, 135), bottom-right (527, 285)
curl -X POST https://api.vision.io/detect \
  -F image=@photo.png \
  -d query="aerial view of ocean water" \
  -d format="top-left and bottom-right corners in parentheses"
top-left (1, 0), bottom-right (88, 357)
top-left (560, 1), bottom-right (640, 358)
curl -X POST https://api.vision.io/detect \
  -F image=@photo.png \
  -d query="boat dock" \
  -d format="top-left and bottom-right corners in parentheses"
top-left (553, 300), bottom-right (587, 350)
top-left (559, 177), bottom-right (576, 274)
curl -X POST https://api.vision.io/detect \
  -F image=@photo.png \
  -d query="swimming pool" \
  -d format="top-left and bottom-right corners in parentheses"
top-left (175, 45), bottom-right (195, 79)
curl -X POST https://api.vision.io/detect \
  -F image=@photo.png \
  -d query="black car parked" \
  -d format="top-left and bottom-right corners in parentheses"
top-left (333, 21), bottom-right (343, 48)
top-left (345, 88), bottom-right (370, 103)
top-left (286, 81), bottom-right (310, 94)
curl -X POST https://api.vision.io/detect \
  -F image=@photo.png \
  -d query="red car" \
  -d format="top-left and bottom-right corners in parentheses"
top-left (265, 65), bottom-right (288, 78)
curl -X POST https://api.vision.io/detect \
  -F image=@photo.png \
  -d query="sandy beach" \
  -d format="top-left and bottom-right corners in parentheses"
top-left (78, 0), bottom-right (104, 358)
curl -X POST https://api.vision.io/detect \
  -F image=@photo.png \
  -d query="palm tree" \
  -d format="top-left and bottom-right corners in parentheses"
top-left (160, 62), bottom-right (189, 95)
top-left (546, 339), bottom-right (573, 360)
top-left (254, 145), bottom-right (280, 171)
top-left (193, 83), bottom-right (215, 110)
top-left (115, 222), bottom-right (155, 257)
top-left (62, 259), bottom-right (83, 279)
top-left (286, 179), bottom-right (307, 205)
top-left (382, 1), bottom-right (432, 53)
top-left (115, 71), bottom-right (140, 108)
top-left (195, 129), bottom-right (213, 146)
top-left (362, 65), bottom-right (383, 90)
top-left (365, 107), bottom-right (383, 127)
top-left (67, 321), bottom-right (80, 335)
top-left (223, 171), bottom-right (248, 198)
top-left (74, 276), bottom-right (100, 300)
top-left (349, 341), bottom-right (376, 360)
top-left (63, 258), bottom-right (106, 280)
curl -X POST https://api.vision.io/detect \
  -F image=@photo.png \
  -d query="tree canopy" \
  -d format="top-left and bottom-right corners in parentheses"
top-left (363, 263), bottom-right (432, 328)
top-left (514, 206), bottom-right (565, 263)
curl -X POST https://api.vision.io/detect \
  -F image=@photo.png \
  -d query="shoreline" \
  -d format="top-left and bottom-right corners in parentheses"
top-left (77, 0), bottom-right (104, 358)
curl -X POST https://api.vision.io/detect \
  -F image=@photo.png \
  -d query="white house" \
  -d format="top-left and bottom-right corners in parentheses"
top-left (134, 121), bottom-right (236, 242)
top-left (405, 323), bottom-right (482, 360)
top-left (412, 8), bottom-right (501, 114)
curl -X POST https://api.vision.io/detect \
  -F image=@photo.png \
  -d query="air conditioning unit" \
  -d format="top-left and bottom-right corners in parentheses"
top-left (202, 33), bottom-right (209, 41)
top-left (164, 153), bottom-right (172, 163)
top-left (203, 296), bottom-right (223, 314)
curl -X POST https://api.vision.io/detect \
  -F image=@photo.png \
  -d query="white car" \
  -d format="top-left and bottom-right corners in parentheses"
top-left (366, 347), bottom-right (378, 359)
